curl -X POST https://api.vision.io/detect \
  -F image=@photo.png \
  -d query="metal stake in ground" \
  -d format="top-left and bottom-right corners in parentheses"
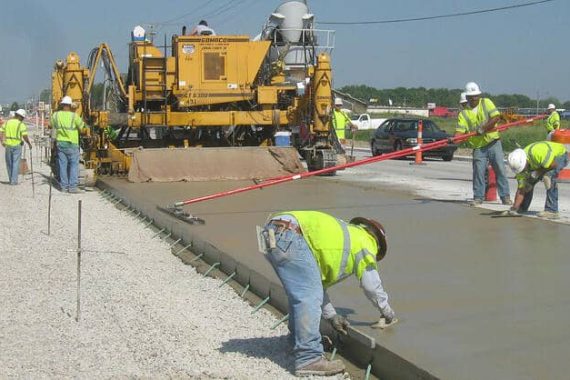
top-left (29, 149), bottom-right (35, 197)
top-left (47, 170), bottom-right (53, 235)
top-left (76, 200), bottom-right (82, 322)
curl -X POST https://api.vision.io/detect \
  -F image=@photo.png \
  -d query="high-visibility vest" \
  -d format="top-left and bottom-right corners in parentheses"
top-left (456, 98), bottom-right (500, 149)
top-left (0, 119), bottom-right (27, 147)
top-left (546, 111), bottom-right (561, 133)
top-left (51, 111), bottom-right (85, 145)
top-left (524, 141), bottom-right (567, 171)
top-left (271, 211), bottom-right (379, 288)
top-left (332, 109), bottom-right (351, 139)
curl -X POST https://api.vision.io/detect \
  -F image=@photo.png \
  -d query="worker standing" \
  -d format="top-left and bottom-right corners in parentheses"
top-left (545, 103), bottom-right (560, 141)
top-left (506, 141), bottom-right (568, 219)
top-left (191, 20), bottom-right (216, 36)
top-left (457, 82), bottom-right (511, 206)
top-left (332, 98), bottom-right (356, 144)
top-left (260, 211), bottom-right (396, 377)
top-left (0, 109), bottom-right (32, 185)
top-left (50, 96), bottom-right (87, 193)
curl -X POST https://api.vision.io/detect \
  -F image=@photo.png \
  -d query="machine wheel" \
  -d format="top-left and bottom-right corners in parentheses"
top-left (442, 153), bottom-right (454, 162)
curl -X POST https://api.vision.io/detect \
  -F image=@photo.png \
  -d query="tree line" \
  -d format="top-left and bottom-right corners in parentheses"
top-left (339, 85), bottom-right (570, 109)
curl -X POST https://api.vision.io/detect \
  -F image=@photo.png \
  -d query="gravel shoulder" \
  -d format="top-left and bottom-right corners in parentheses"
top-left (0, 144), bottom-right (344, 379)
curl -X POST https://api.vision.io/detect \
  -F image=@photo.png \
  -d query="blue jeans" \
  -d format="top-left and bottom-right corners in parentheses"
top-left (264, 223), bottom-right (324, 370)
top-left (472, 140), bottom-right (510, 200)
top-left (5, 145), bottom-right (22, 185)
top-left (520, 154), bottom-right (569, 212)
top-left (57, 142), bottom-right (80, 190)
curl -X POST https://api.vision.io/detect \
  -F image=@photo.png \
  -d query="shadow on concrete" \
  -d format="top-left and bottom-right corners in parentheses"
top-left (427, 177), bottom-right (472, 182)
top-left (413, 198), bottom-right (468, 205)
top-left (219, 335), bottom-right (294, 374)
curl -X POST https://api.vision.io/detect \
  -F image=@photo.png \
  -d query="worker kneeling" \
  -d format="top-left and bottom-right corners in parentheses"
top-left (506, 141), bottom-right (569, 219)
top-left (260, 211), bottom-right (396, 377)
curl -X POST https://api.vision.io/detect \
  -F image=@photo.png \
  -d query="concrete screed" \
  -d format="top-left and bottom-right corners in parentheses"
top-left (99, 153), bottom-right (570, 380)
top-left (0, 146), bottom-right (346, 379)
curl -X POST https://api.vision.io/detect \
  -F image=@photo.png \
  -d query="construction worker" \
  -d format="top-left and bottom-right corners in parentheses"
top-left (456, 82), bottom-right (511, 206)
top-left (50, 96), bottom-right (87, 193)
top-left (260, 211), bottom-right (396, 377)
top-left (191, 20), bottom-right (216, 36)
top-left (332, 98), bottom-right (356, 144)
top-left (545, 103), bottom-right (560, 140)
top-left (0, 109), bottom-right (32, 185)
top-left (506, 141), bottom-right (568, 219)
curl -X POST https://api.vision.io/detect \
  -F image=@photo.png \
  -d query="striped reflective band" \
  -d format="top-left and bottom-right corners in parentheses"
top-left (55, 113), bottom-right (77, 131)
top-left (336, 219), bottom-right (352, 281)
top-left (481, 99), bottom-right (497, 120)
top-left (4, 122), bottom-right (23, 141)
top-left (461, 110), bottom-right (474, 131)
top-left (354, 249), bottom-right (374, 269)
top-left (529, 142), bottom-right (553, 168)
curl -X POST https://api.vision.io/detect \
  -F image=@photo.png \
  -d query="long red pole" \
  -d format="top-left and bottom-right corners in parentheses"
top-left (172, 116), bottom-right (544, 208)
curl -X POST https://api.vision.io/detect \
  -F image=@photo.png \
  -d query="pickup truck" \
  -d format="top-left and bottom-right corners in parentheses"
top-left (350, 114), bottom-right (387, 130)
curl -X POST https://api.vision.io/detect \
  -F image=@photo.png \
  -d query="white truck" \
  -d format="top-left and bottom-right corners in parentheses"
top-left (350, 114), bottom-right (386, 130)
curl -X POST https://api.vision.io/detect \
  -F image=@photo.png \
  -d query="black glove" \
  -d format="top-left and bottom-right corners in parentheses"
top-left (329, 314), bottom-right (349, 335)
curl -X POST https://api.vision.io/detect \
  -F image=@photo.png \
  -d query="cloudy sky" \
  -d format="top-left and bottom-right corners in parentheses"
top-left (0, 0), bottom-right (567, 104)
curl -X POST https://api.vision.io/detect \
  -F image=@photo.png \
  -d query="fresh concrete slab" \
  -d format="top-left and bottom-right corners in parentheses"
top-left (100, 174), bottom-right (570, 380)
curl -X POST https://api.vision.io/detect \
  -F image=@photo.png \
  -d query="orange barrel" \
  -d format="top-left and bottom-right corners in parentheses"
top-left (552, 129), bottom-right (570, 182)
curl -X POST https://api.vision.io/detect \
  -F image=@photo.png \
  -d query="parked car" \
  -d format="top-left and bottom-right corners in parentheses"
top-left (370, 118), bottom-right (458, 161)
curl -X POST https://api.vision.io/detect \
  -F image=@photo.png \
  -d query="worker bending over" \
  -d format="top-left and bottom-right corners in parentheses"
top-left (456, 82), bottom-right (511, 206)
top-left (506, 141), bottom-right (568, 219)
top-left (50, 96), bottom-right (88, 193)
top-left (332, 98), bottom-right (356, 144)
top-left (0, 109), bottom-right (32, 185)
top-left (545, 103), bottom-right (560, 140)
top-left (260, 211), bottom-right (396, 377)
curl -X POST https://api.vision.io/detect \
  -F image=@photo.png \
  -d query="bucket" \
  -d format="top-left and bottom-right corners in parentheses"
top-left (275, 131), bottom-right (291, 147)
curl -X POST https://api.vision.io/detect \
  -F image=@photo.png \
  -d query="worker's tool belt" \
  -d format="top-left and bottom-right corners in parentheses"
top-left (268, 219), bottom-right (302, 235)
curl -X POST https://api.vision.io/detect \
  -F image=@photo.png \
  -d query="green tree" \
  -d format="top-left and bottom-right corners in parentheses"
top-left (10, 102), bottom-right (20, 111)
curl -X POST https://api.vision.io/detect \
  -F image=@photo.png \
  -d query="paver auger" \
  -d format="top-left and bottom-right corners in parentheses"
top-left (49, 0), bottom-right (342, 183)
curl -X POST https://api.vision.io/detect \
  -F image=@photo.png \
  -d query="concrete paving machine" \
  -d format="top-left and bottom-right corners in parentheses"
top-left (49, 0), bottom-right (341, 182)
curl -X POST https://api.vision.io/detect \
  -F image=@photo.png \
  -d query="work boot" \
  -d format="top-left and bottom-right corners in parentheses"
top-left (501, 197), bottom-right (513, 205)
top-left (469, 198), bottom-right (483, 206)
top-left (371, 316), bottom-right (399, 329)
top-left (68, 188), bottom-right (83, 194)
top-left (295, 357), bottom-right (345, 377)
top-left (537, 210), bottom-right (560, 220)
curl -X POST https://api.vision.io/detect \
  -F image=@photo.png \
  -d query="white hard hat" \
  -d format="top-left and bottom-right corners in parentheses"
top-left (465, 82), bottom-right (482, 96)
top-left (507, 149), bottom-right (527, 174)
top-left (460, 92), bottom-right (468, 104)
top-left (548, 103), bottom-right (556, 110)
top-left (60, 96), bottom-right (73, 105)
top-left (334, 98), bottom-right (343, 106)
top-left (15, 109), bottom-right (26, 118)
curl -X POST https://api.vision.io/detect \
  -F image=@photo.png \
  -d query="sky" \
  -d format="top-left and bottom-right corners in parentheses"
top-left (0, 0), bottom-right (568, 105)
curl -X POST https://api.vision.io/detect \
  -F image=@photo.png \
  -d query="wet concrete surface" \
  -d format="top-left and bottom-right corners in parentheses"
top-left (101, 176), bottom-right (570, 380)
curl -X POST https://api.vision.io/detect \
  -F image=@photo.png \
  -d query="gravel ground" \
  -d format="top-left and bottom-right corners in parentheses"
top-left (0, 143), bottom-right (345, 379)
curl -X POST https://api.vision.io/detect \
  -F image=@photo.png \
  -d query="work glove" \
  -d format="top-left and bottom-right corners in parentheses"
top-left (329, 314), bottom-right (349, 335)
top-left (500, 208), bottom-right (520, 217)
top-left (543, 175), bottom-right (552, 190)
top-left (476, 125), bottom-right (485, 135)
top-left (447, 137), bottom-right (455, 144)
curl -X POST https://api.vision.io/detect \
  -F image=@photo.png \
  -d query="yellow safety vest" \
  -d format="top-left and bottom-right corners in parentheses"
top-left (524, 141), bottom-right (567, 171)
top-left (0, 119), bottom-right (28, 147)
top-left (51, 111), bottom-right (86, 145)
top-left (272, 211), bottom-right (379, 288)
top-left (456, 98), bottom-right (500, 149)
top-left (332, 110), bottom-right (351, 140)
top-left (546, 111), bottom-right (560, 133)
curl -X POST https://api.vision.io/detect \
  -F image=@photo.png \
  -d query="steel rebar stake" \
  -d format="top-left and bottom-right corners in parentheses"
top-left (29, 149), bottom-right (35, 197)
top-left (48, 170), bottom-right (53, 235)
top-left (76, 200), bottom-right (82, 322)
